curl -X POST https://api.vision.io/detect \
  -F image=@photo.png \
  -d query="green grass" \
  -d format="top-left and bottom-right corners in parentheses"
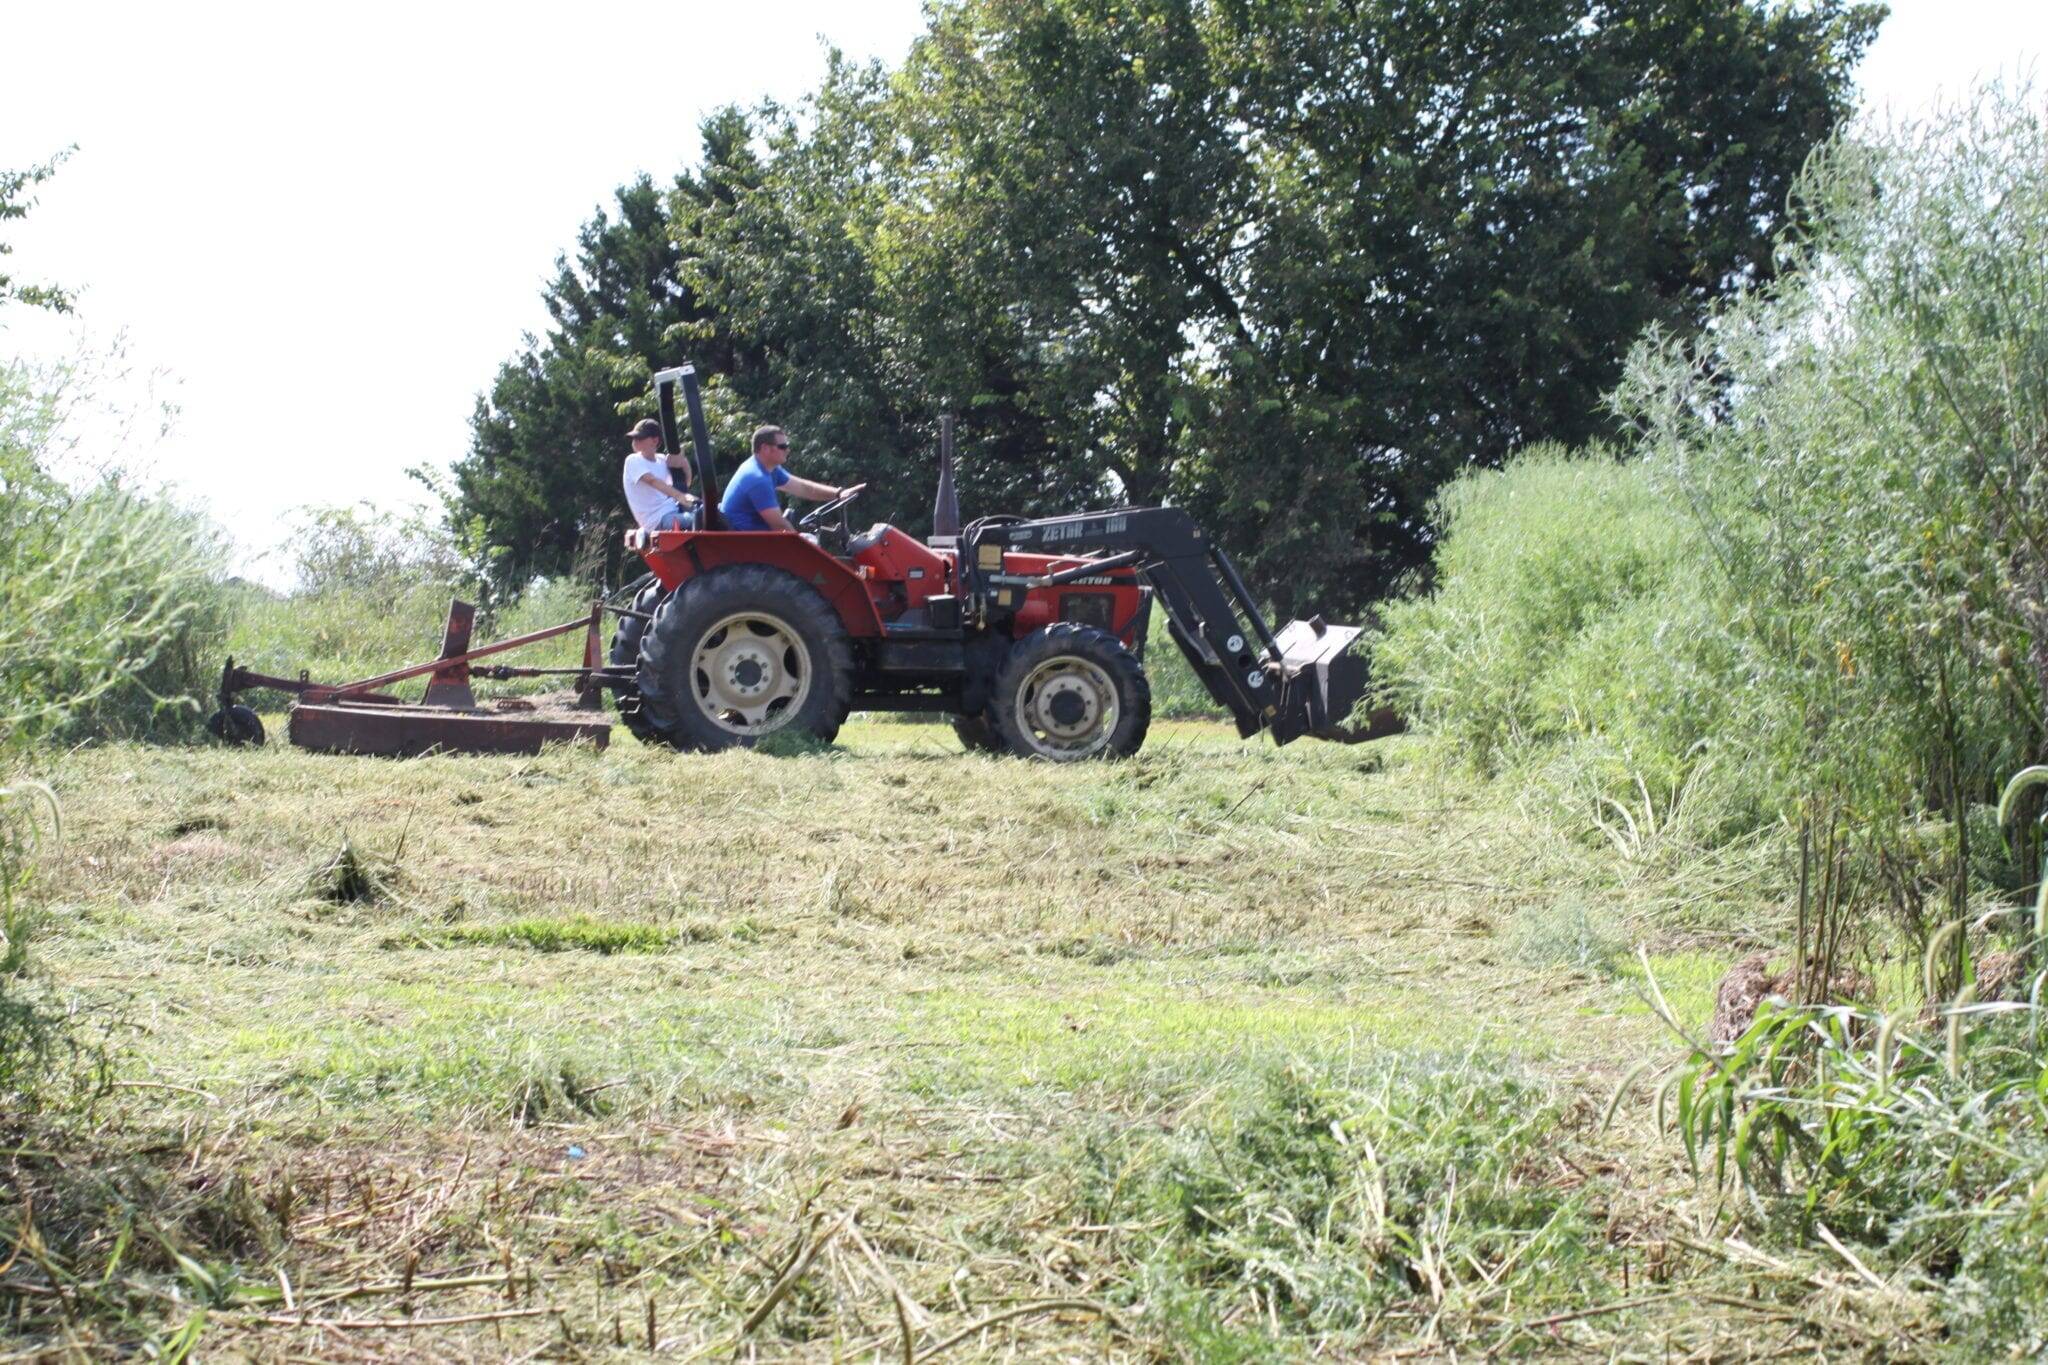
top-left (11, 716), bottom-right (1901, 1360)
top-left (440, 914), bottom-right (676, 954)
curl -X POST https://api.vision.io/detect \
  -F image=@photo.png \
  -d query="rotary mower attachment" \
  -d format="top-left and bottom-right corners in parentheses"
top-left (207, 598), bottom-right (628, 757)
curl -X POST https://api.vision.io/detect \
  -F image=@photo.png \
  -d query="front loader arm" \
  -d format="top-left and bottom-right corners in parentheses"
top-left (963, 507), bottom-right (1385, 744)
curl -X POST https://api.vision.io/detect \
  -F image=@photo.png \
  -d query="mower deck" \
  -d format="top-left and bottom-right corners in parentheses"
top-left (288, 701), bottom-right (610, 757)
top-left (211, 597), bottom-right (624, 758)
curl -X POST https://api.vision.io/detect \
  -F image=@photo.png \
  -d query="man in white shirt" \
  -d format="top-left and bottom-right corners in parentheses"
top-left (621, 418), bottom-right (698, 531)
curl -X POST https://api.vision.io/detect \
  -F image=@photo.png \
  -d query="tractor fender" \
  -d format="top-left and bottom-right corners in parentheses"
top-left (637, 530), bottom-right (884, 640)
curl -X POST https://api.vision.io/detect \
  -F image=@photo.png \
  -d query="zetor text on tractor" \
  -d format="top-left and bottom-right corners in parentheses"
top-left (602, 365), bottom-right (1396, 760)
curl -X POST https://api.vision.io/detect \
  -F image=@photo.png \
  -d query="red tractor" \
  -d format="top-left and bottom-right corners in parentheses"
top-left (603, 365), bottom-right (1392, 759)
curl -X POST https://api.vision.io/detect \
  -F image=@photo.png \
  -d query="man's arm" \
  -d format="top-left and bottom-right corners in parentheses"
top-left (759, 505), bottom-right (794, 531)
top-left (783, 475), bottom-right (865, 502)
top-left (637, 472), bottom-right (699, 506)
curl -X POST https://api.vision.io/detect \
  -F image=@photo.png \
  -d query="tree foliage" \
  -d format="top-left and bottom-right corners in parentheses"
top-left (449, 0), bottom-right (1878, 610)
top-left (0, 151), bottom-right (75, 317)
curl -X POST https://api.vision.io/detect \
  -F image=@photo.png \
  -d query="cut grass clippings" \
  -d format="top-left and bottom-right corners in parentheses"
top-left (5, 718), bottom-right (1837, 1359)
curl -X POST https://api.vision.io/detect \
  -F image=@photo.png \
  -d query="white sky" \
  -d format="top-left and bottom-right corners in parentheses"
top-left (3, 0), bottom-right (2044, 586)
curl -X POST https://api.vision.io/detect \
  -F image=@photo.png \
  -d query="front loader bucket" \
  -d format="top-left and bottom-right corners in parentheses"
top-left (1269, 618), bottom-right (1403, 745)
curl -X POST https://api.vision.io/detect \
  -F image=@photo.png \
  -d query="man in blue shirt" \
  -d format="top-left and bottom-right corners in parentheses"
top-left (719, 425), bottom-right (865, 532)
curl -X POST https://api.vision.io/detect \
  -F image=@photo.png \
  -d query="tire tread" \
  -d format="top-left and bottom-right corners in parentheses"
top-left (636, 564), bottom-right (853, 751)
top-left (989, 622), bottom-right (1150, 760)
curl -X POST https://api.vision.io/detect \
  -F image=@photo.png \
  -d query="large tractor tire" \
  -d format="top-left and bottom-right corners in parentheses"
top-left (608, 575), bottom-right (666, 744)
top-left (951, 712), bottom-right (1006, 754)
top-left (989, 623), bottom-right (1150, 761)
top-left (635, 564), bottom-right (854, 751)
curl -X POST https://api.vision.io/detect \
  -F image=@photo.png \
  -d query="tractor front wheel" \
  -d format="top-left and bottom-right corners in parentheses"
top-left (635, 565), bottom-right (853, 751)
top-left (951, 711), bottom-right (1006, 754)
top-left (990, 623), bottom-right (1149, 761)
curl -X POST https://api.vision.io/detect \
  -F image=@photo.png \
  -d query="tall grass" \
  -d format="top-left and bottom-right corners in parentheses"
top-left (1652, 834), bottom-right (2046, 1355)
top-left (1, 363), bottom-right (233, 744)
top-left (2, 355), bottom-right (235, 1096)
top-left (1373, 448), bottom-right (1752, 821)
top-left (1143, 605), bottom-right (1227, 719)
top-left (225, 504), bottom-right (602, 693)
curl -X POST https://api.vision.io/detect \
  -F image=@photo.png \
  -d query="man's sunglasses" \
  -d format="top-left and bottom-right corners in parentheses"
top-left (772, 440), bottom-right (791, 449)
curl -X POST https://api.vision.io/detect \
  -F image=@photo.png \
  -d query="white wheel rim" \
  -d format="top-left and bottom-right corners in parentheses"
top-left (1013, 655), bottom-right (1118, 758)
top-left (690, 611), bottom-right (812, 736)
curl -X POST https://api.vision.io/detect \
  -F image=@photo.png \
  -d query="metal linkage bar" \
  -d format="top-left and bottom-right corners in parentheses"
top-left (218, 659), bottom-right (406, 707)
top-left (310, 610), bottom-right (597, 702)
top-left (1208, 546), bottom-right (1284, 662)
top-left (473, 665), bottom-right (634, 680)
top-left (995, 549), bottom-right (1146, 589)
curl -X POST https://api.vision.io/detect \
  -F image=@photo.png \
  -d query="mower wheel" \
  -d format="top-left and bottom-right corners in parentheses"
top-left (635, 564), bottom-right (853, 751)
top-left (951, 711), bottom-right (1006, 754)
top-left (990, 623), bottom-right (1150, 761)
top-left (608, 575), bottom-right (667, 744)
top-left (207, 703), bottom-right (266, 747)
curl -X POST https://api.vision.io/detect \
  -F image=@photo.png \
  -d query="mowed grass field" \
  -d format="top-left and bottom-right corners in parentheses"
top-left (15, 714), bottom-right (1817, 1360)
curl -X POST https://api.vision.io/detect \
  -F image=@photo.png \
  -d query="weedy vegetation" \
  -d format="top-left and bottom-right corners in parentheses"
top-left (1380, 85), bottom-right (2048, 1356)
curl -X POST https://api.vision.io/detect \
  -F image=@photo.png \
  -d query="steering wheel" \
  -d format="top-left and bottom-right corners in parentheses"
top-left (798, 485), bottom-right (865, 532)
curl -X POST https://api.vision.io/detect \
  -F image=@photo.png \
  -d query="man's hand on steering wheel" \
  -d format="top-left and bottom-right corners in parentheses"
top-left (800, 483), bottom-right (867, 531)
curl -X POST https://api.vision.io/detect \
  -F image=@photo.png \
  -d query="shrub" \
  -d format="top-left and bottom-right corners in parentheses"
top-left (1372, 448), bottom-right (1756, 821)
top-left (224, 504), bottom-right (473, 687)
top-left (1383, 86), bottom-right (2048, 979)
top-left (225, 500), bottom-right (600, 695)
top-left (1617, 85), bottom-right (2048, 988)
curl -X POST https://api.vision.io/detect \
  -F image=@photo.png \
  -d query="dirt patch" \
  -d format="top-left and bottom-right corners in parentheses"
top-left (488, 689), bottom-right (610, 726)
top-left (1709, 951), bottom-right (1877, 1044)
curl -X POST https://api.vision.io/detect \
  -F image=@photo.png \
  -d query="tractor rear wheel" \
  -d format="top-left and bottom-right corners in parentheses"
top-left (990, 623), bottom-right (1149, 761)
top-left (608, 575), bottom-right (666, 744)
top-left (635, 564), bottom-right (853, 751)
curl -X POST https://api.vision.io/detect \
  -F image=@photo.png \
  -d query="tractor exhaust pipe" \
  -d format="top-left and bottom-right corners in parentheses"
top-left (933, 413), bottom-right (961, 541)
